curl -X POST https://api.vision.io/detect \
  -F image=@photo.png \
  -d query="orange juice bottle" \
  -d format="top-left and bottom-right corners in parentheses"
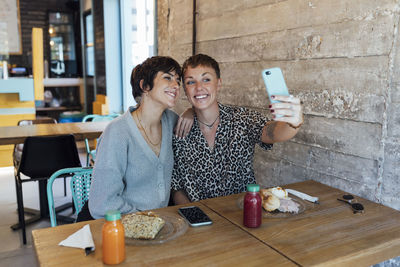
top-left (102, 210), bottom-right (125, 264)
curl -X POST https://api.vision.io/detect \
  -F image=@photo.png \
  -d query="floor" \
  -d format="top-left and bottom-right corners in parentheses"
top-left (0, 147), bottom-right (86, 267)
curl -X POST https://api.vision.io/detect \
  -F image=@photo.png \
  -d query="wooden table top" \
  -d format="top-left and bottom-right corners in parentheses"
top-left (201, 180), bottom-right (400, 266)
top-left (32, 203), bottom-right (295, 267)
top-left (0, 121), bottom-right (109, 145)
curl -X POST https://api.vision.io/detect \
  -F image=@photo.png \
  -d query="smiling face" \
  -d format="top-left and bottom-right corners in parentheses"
top-left (183, 65), bottom-right (221, 111)
top-left (144, 70), bottom-right (181, 109)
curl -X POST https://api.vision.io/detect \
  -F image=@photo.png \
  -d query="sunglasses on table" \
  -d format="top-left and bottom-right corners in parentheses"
top-left (337, 194), bottom-right (364, 214)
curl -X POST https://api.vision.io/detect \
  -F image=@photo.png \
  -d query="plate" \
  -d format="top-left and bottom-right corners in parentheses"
top-left (237, 193), bottom-right (306, 218)
top-left (124, 211), bottom-right (188, 245)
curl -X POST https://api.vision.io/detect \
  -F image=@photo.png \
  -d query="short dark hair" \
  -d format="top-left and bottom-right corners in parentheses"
top-left (131, 56), bottom-right (182, 98)
top-left (182, 54), bottom-right (220, 79)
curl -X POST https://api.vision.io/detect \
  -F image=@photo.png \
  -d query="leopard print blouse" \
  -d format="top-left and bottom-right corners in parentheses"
top-left (172, 103), bottom-right (273, 202)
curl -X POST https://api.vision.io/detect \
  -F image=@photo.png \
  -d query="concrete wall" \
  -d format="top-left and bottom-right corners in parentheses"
top-left (158, 0), bottom-right (400, 211)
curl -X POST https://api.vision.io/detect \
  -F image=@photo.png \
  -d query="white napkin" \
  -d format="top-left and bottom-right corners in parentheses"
top-left (286, 189), bottom-right (319, 204)
top-left (59, 224), bottom-right (95, 254)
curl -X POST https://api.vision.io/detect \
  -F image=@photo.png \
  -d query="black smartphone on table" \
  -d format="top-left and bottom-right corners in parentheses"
top-left (178, 206), bottom-right (213, 227)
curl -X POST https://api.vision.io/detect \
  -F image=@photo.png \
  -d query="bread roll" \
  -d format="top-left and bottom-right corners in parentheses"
top-left (262, 194), bottom-right (280, 212)
top-left (269, 187), bottom-right (288, 199)
top-left (260, 188), bottom-right (273, 199)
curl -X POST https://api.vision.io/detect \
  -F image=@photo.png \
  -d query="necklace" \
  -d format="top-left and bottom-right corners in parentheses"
top-left (198, 115), bottom-right (220, 129)
top-left (135, 110), bottom-right (161, 146)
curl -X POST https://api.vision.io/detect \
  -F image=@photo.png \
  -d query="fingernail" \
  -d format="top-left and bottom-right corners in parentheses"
top-left (271, 95), bottom-right (275, 99)
top-left (268, 105), bottom-right (272, 108)
top-left (270, 109), bottom-right (274, 113)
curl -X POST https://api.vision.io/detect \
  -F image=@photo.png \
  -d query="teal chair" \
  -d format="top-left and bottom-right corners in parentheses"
top-left (47, 167), bottom-right (93, 227)
top-left (82, 114), bottom-right (119, 166)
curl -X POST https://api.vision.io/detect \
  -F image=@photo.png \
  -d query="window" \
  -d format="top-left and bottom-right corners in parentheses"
top-left (84, 12), bottom-right (95, 77)
top-left (119, 0), bottom-right (157, 109)
top-left (131, 0), bottom-right (156, 66)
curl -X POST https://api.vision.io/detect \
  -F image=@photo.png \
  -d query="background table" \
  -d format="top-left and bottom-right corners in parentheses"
top-left (0, 121), bottom-right (109, 145)
top-left (2, 121), bottom-right (109, 229)
top-left (32, 204), bottom-right (295, 266)
top-left (201, 180), bottom-right (400, 266)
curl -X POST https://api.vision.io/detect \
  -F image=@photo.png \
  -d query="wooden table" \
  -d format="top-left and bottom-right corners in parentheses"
top-left (201, 180), bottom-right (400, 266)
top-left (0, 121), bottom-right (109, 145)
top-left (32, 181), bottom-right (400, 266)
top-left (32, 204), bottom-right (295, 266)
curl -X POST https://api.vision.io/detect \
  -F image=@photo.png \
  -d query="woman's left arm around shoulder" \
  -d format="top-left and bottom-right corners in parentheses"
top-left (261, 94), bottom-right (304, 144)
top-left (174, 107), bottom-right (194, 138)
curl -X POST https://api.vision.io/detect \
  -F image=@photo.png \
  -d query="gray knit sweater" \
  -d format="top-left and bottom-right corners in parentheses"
top-left (89, 106), bottom-right (178, 219)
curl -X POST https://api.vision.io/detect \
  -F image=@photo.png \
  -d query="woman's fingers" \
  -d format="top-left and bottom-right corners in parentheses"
top-left (271, 94), bottom-right (301, 104)
top-left (270, 102), bottom-right (301, 111)
top-left (271, 108), bottom-right (297, 117)
top-left (175, 107), bottom-right (195, 138)
top-left (174, 116), bottom-right (194, 138)
top-left (174, 117), bottom-right (184, 138)
top-left (184, 118), bottom-right (193, 137)
top-left (270, 95), bottom-right (303, 126)
top-left (273, 115), bottom-right (299, 125)
top-left (176, 117), bottom-right (187, 138)
top-left (176, 107), bottom-right (194, 138)
top-left (180, 120), bottom-right (189, 137)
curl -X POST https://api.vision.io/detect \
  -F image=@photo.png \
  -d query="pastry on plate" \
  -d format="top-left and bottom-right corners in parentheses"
top-left (260, 191), bottom-right (280, 212)
top-left (122, 211), bottom-right (165, 239)
top-left (260, 188), bottom-right (273, 199)
top-left (268, 187), bottom-right (288, 199)
top-left (260, 187), bottom-right (299, 213)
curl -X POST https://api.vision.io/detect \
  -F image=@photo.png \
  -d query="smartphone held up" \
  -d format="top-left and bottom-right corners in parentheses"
top-left (262, 67), bottom-right (290, 104)
top-left (262, 67), bottom-right (290, 118)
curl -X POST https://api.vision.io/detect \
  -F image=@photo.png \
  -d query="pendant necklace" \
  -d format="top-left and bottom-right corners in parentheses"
top-left (135, 110), bottom-right (161, 146)
top-left (198, 115), bottom-right (220, 129)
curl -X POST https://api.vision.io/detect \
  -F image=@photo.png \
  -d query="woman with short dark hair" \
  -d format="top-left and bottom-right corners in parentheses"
top-left (88, 56), bottom-right (191, 219)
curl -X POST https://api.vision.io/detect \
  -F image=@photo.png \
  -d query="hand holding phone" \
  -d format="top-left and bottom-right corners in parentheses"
top-left (178, 206), bottom-right (213, 227)
top-left (262, 68), bottom-right (303, 126)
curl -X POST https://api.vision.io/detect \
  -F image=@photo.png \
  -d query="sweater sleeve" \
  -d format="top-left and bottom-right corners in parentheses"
top-left (89, 120), bottom-right (134, 219)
